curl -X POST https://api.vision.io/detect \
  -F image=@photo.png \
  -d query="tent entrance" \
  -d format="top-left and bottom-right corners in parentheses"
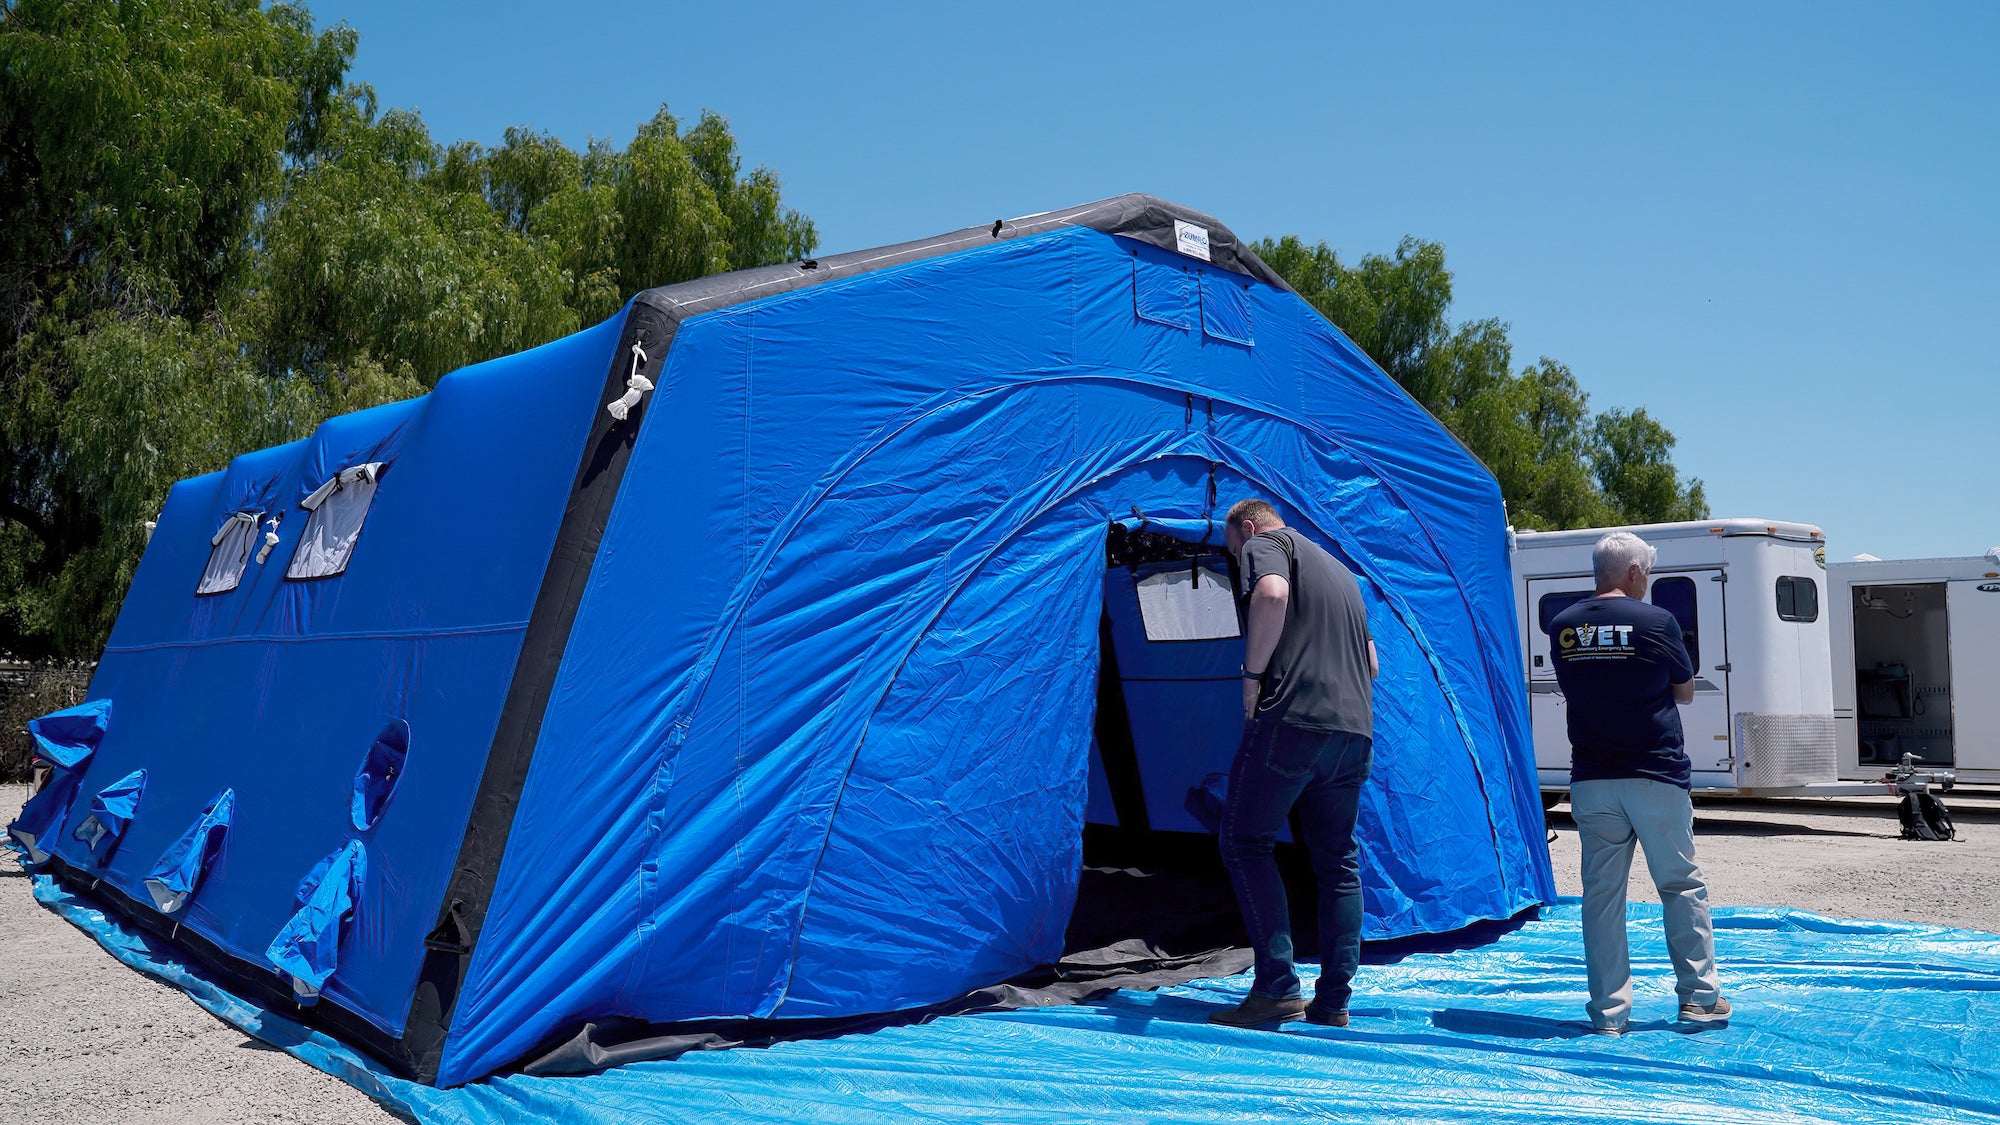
top-left (1087, 520), bottom-right (1250, 838)
top-left (1059, 521), bottom-right (1327, 988)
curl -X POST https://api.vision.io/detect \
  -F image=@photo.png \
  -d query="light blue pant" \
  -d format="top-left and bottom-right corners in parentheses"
top-left (1571, 778), bottom-right (1723, 1028)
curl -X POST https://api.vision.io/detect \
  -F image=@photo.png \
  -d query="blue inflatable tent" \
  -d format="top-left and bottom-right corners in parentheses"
top-left (11, 196), bottom-right (1554, 1086)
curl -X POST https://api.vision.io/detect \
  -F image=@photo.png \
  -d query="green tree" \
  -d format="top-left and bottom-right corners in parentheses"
top-left (0, 0), bottom-right (817, 658)
top-left (1592, 407), bottom-right (1708, 524)
top-left (0, 0), bottom-right (351, 654)
top-left (1254, 235), bottom-right (1706, 531)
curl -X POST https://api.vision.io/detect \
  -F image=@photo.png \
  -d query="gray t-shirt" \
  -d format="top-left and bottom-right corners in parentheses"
top-left (1238, 528), bottom-right (1374, 736)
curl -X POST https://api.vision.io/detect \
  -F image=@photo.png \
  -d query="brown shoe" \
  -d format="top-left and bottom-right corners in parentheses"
top-left (1208, 994), bottom-right (1308, 1027)
top-left (1678, 996), bottom-right (1731, 1024)
top-left (1304, 1001), bottom-right (1349, 1027)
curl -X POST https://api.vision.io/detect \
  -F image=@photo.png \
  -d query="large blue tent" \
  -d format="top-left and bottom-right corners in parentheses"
top-left (10, 195), bottom-right (1554, 1086)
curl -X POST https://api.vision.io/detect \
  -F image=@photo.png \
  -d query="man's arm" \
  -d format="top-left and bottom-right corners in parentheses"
top-left (1368, 640), bottom-right (1379, 680)
top-left (1241, 574), bottom-right (1289, 717)
top-left (1672, 678), bottom-right (1695, 705)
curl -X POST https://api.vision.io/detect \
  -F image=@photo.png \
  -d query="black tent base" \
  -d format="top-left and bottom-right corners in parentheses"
top-left (34, 851), bottom-right (419, 1076)
top-left (516, 826), bottom-right (1540, 1078)
top-left (34, 827), bottom-right (1536, 1084)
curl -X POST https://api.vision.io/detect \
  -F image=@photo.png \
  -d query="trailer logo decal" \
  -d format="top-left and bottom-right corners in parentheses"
top-left (1979, 582), bottom-right (2000, 593)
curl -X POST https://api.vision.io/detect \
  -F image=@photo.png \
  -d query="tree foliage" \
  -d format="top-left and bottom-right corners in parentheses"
top-left (1255, 235), bottom-right (1706, 532)
top-left (0, 0), bottom-right (816, 657)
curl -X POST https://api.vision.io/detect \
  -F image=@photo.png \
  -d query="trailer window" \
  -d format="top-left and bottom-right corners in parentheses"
top-left (1537, 591), bottom-right (1593, 634)
top-left (1776, 576), bottom-right (1819, 623)
top-left (1649, 576), bottom-right (1700, 666)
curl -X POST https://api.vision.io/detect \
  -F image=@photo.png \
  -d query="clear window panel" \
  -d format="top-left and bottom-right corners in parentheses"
top-left (1135, 565), bottom-right (1241, 642)
top-left (287, 464), bottom-right (383, 580)
top-left (196, 513), bottom-right (260, 595)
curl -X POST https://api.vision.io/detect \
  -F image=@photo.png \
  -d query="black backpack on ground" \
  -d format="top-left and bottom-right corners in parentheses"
top-left (1898, 791), bottom-right (1955, 841)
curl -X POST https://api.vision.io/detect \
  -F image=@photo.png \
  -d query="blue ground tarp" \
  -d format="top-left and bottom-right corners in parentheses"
top-left (31, 869), bottom-right (2000, 1124)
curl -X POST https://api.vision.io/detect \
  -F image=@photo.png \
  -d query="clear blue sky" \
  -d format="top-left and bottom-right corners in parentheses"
top-left (313, 1), bottom-right (1997, 562)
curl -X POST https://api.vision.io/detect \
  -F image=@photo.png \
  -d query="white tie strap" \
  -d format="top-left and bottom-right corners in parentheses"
top-left (605, 341), bottom-right (653, 420)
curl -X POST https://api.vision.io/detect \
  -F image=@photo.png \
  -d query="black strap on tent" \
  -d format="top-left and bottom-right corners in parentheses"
top-left (398, 299), bottom-right (672, 1084)
top-left (1094, 605), bottom-right (1151, 835)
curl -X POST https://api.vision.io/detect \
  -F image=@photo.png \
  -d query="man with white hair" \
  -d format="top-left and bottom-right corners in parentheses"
top-left (1547, 530), bottom-right (1729, 1036)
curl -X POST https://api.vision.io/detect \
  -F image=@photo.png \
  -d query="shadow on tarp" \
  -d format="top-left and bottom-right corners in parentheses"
top-left (27, 864), bottom-right (2000, 1124)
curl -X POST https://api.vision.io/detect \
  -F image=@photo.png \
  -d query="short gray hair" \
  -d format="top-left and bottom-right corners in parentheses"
top-left (1593, 531), bottom-right (1656, 590)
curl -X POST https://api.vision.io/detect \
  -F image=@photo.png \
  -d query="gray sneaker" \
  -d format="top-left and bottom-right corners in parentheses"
top-left (1589, 1022), bottom-right (1628, 1037)
top-left (1679, 996), bottom-right (1731, 1023)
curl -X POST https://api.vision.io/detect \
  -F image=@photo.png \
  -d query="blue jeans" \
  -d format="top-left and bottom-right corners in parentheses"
top-left (1220, 719), bottom-right (1372, 1004)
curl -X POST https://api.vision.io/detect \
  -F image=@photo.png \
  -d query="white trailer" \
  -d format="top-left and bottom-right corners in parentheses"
top-left (1511, 518), bottom-right (1951, 800)
top-left (1830, 552), bottom-right (2000, 782)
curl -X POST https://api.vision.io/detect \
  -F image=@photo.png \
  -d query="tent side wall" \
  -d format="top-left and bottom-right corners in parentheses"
top-left (22, 311), bottom-right (628, 1063)
top-left (438, 222), bottom-right (1550, 1083)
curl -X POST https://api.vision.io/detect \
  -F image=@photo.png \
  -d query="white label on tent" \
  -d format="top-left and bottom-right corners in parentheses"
top-left (1135, 566), bottom-right (1241, 642)
top-left (1173, 220), bottom-right (1211, 262)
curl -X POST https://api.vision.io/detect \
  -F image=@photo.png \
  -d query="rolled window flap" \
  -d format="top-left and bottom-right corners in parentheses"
top-left (350, 718), bottom-right (410, 831)
top-left (300, 461), bottom-right (385, 512)
top-left (210, 510), bottom-right (261, 547)
top-left (73, 769), bottom-right (147, 863)
top-left (27, 698), bottom-right (113, 772)
top-left (143, 789), bottom-right (234, 915)
top-left (266, 838), bottom-right (368, 1005)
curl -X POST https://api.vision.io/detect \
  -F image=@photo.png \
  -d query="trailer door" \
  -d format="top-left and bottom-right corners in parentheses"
top-left (1948, 579), bottom-right (2000, 772)
top-left (1649, 571), bottom-right (1735, 782)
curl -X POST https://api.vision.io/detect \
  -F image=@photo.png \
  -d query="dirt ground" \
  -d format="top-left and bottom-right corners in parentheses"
top-left (4, 784), bottom-right (1997, 1123)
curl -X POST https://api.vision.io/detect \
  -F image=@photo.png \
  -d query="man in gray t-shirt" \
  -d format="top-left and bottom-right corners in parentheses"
top-left (1237, 524), bottom-right (1374, 736)
top-left (1208, 499), bottom-right (1378, 1030)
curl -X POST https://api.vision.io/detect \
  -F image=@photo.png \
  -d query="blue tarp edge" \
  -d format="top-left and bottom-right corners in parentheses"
top-left (28, 852), bottom-right (2000, 1125)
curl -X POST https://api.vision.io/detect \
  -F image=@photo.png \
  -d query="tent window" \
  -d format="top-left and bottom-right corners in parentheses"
top-left (74, 768), bottom-right (147, 864)
top-left (1650, 576), bottom-right (1701, 666)
top-left (1199, 274), bottom-right (1255, 346)
top-left (1132, 257), bottom-right (1195, 329)
top-left (197, 512), bottom-right (261, 595)
top-left (288, 463), bottom-right (383, 580)
top-left (6, 698), bottom-right (113, 864)
top-left (1776, 575), bottom-right (1819, 623)
top-left (144, 788), bottom-right (234, 915)
top-left (352, 718), bottom-right (410, 831)
top-left (267, 838), bottom-right (367, 1004)
top-left (1134, 564), bottom-right (1241, 642)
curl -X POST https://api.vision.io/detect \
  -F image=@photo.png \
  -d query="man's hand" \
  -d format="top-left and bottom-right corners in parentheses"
top-left (1243, 677), bottom-right (1260, 720)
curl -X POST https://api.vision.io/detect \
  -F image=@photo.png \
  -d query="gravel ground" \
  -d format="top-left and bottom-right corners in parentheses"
top-left (1547, 789), bottom-right (2000, 931)
top-left (4, 783), bottom-right (1997, 1122)
top-left (0, 786), bottom-right (395, 1124)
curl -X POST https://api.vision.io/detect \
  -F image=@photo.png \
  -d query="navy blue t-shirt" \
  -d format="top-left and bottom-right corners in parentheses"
top-left (1546, 594), bottom-right (1695, 788)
